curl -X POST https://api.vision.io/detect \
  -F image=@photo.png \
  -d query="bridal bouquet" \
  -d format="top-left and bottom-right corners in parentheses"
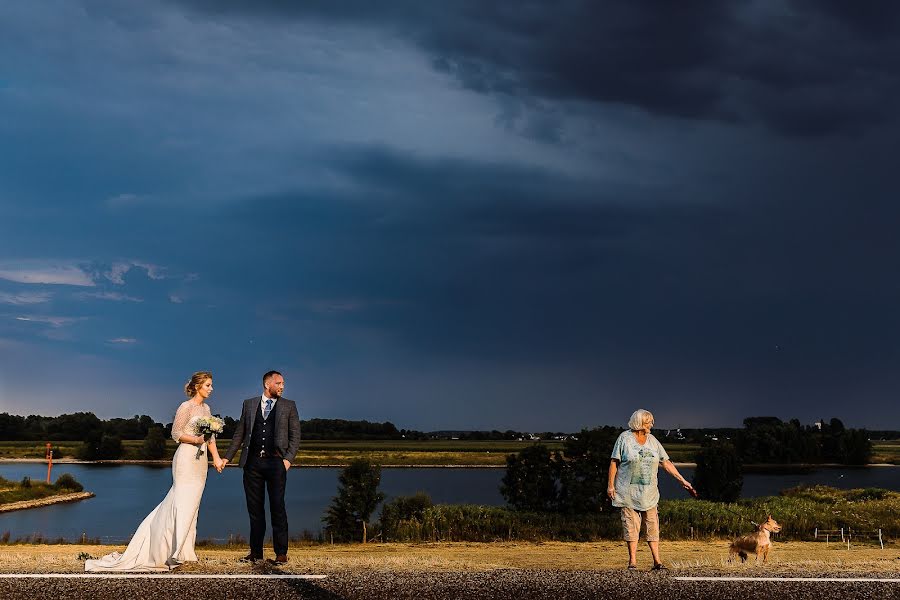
top-left (189, 415), bottom-right (225, 459)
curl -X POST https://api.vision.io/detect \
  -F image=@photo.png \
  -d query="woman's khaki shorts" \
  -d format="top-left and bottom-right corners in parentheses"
top-left (620, 506), bottom-right (660, 542)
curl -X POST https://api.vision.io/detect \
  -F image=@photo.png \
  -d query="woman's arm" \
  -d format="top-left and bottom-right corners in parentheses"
top-left (208, 436), bottom-right (221, 462)
top-left (662, 460), bottom-right (696, 496)
top-left (172, 403), bottom-right (204, 445)
top-left (607, 459), bottom-right (619, 500)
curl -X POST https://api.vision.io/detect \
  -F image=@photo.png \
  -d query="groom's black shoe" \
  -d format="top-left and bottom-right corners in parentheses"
top-left (239, 554), bottom-right (261, 563)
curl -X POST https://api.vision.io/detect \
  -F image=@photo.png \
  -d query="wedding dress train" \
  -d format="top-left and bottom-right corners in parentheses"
top-left (85, 401), bottom-right (210, 572)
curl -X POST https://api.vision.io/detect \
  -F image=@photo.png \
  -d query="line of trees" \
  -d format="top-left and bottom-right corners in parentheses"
top-left (736, 416), bottom-right (872, 465)
top-left (0, 412), bottom-right (163, 442)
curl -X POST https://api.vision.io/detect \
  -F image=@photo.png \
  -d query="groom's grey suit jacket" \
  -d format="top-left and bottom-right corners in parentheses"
top-left (225, 396), bottom-right (301, 468)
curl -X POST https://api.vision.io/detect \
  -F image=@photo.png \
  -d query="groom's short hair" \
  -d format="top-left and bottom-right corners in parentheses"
top-left (263, 370), bottom-right (283, 384)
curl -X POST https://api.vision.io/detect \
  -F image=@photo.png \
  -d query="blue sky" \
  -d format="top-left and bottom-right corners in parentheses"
top-left (1, 1), bottom-right (899, 430)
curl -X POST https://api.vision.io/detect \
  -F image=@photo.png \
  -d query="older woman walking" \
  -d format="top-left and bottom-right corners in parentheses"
top-left (607, 409), bottom-right (696, 570)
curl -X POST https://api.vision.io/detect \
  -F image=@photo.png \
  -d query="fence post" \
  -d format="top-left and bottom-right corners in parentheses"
top-left (879, 529), bottom-right (883, 550)
top-left (814, 527), bottom-right (817, 539)
top-left (841, 527), bottom-right (844, 542)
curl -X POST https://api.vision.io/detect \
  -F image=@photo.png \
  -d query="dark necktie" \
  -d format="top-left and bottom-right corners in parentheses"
top-left (263, 398), bottom-right (273, 420)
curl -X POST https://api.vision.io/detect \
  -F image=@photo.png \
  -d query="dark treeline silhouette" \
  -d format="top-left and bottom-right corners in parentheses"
top-left (0, 412), bottom-right (420, 443)
top-left (303, 419), bottom-right (425, 440)
top-left (0, 412), bottom-right (162, 442)
top-left (737, 416), bottom-right (872, 465)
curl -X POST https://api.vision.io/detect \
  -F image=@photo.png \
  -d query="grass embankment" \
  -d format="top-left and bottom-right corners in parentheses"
top-left (377, 487), bottom-right (900, 543)
top-left (0, 541), bottom-right (895, 574)
top-left (871, 439), bottom-right (900, 464)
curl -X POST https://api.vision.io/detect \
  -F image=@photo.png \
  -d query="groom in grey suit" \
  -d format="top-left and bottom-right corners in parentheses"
top-left (223, 370), bottom-right (301, 563)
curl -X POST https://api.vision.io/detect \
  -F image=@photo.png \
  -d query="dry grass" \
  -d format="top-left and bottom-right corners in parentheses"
top-left (1, 541), bottom-right (896, 575)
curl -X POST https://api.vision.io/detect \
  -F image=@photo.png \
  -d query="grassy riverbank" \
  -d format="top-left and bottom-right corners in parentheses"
top-left (373, 486), bottom-right (900, 543)
top-left (0, 474), bottom-right (91, 513)
top-left (0, 439), bottom-right (897, 465)
top-left (0, 541), bottom-right (895, 574)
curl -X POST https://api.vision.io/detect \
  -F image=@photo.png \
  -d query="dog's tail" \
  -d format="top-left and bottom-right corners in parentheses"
top-left (729, 542), bottom-right (749, 563)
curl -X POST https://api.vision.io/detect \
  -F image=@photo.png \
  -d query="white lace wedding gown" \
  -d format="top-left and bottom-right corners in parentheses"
top-left (85, 400), bottom-right (211, 572)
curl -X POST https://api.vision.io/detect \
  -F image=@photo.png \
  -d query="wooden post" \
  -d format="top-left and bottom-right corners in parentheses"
top-left (45, 443), bottom-right (53, 484)
top-left (879, 529), bottom-right (884, 550)
top-left (814, 527), bottom-right (817, 539)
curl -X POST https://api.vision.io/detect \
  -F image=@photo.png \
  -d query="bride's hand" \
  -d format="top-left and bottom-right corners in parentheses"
top-left (213, 458), bottom-right (225, 472)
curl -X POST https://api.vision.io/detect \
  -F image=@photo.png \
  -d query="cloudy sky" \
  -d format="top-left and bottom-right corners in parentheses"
top-left (1, 1), bottom-right (898, 430)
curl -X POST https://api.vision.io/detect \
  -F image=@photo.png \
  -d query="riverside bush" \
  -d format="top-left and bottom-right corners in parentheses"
top-left (53, 473), bottom-right (83, 492)
top-left (381, 504), bottom-right (620, 542)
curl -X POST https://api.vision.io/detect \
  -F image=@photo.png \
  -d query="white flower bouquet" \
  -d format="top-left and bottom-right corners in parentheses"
top-left (189, 415), bottom-right (225, 459)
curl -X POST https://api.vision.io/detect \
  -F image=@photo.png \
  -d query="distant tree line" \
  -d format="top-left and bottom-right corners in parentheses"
top-left (736, 416), bottom-right (871, 465)
top-left (302, 419), bottom-right (425, 440)
top-left (0, 412), bottom-right (162, 442)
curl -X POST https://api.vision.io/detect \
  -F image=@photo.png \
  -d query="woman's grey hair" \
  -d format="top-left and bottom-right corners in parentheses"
top-left (628, 409), bottom-right (654, 431)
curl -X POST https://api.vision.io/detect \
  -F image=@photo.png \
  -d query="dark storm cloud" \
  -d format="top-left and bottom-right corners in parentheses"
top-left (217, 143), bottom-right (900, 393)
top-left (169, 0), bottom-right (900, 137)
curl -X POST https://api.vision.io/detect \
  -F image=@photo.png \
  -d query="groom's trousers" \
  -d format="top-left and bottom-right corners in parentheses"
top-left (243, 456), bottom-right (289, 556)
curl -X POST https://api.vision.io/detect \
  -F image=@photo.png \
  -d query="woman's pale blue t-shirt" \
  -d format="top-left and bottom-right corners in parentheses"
top-left (610, 431), bottom-right (670, 511)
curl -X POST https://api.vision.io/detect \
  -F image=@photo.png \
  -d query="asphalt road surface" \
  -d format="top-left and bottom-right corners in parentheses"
top-left (0, 570), bottom-right (897, 599)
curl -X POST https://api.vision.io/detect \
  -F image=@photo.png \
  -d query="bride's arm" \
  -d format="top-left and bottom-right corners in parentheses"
top-left (172, 403), bottom-right (204, 446)
top-left (208, 436), bottom-right (221, 462)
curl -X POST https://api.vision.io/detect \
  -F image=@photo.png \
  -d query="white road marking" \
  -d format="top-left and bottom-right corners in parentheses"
top-left (676, 576), bottom-right (900, 583)
top-left (0, 574), bottom-right (327, 579)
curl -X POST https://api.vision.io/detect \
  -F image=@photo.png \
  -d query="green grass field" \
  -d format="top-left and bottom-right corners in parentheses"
top-left (871, 439), bottom-right (900, 464)
top-left (0, 439), bottom-right (896, 465)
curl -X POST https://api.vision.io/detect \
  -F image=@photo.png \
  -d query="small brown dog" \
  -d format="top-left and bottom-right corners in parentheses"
top-left (729, 515), bottom-right (782, 563)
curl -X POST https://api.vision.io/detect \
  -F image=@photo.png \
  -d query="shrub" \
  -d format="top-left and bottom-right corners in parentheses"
top-left (20, 476), bottom-right (31, 488)
top-left (379, 493), bottom-right (434, 539)
top-left (54, 473), bottom-right (83, 492)
top-left (381, 504), bottom-right (620, 542)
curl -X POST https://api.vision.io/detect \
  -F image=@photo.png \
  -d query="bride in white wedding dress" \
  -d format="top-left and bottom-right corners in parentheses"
top-left (85, 371), bottom-right (225, 572)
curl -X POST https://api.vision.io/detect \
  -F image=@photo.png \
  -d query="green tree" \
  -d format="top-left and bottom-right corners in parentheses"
top-left (142, 426), bottom-right (168, 460)
top-left (841, 429), bottom-right (872, 465)
top-left (693, 439), bottom-right (743, 502)
top-left (323, 459), bottom-right (385, 543)
top-left (77, 431), bottom-right (103, 460)
top-left (500, 444), bottom-right (559, 512)
top-left (557, 426), bottom-right (619, 514)
top-left (97, 434), bottom-right (123, 459)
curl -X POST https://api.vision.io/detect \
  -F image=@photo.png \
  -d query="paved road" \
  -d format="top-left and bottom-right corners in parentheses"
top-left (1, 571), bottom-right (897, 599)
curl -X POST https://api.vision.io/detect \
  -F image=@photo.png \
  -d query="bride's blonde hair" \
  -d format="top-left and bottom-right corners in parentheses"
top-left (185, 371), bottom-right (213, 397)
